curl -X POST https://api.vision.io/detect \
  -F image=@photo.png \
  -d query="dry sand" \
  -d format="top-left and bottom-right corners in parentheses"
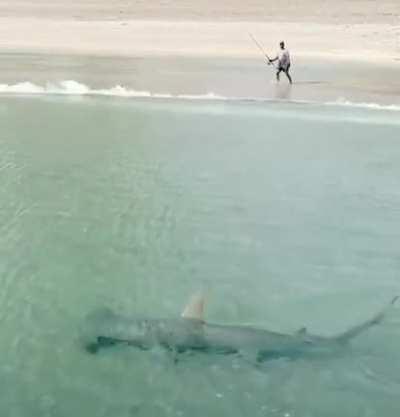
top-left (0, 1), bottom-right (398, 61)
top-left (1, 0), bottom-right (399, 24)
top-left (0, 18), bottom-right (399, 62)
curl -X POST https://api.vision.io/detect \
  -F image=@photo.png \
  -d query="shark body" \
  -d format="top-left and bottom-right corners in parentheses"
top-left (85, 295), bottom-right (398, 362)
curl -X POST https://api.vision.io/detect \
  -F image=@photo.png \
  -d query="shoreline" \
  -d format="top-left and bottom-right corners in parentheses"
top-left (1, 81), bottom-right (400, 113)
top-left (0, 53), bottom-right (400, 107)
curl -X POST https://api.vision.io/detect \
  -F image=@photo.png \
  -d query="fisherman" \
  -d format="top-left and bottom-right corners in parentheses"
top-left (269, 41), bottom-right (292, 84)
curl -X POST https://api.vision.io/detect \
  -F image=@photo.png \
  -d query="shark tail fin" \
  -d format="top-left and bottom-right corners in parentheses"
top-left (335, 296), bottom-right (398, 344)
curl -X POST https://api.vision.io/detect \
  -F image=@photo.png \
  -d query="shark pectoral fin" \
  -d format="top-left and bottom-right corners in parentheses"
top-left (181, 293), bottom-right (207, 320)
top-left (234, 349), bottom-right (261, 367)
top-left (296, 327), bottom-right (308, 335)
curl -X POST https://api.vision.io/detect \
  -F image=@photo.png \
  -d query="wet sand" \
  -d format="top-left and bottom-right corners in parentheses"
top-left (0, 53), bottom-right (400, 106)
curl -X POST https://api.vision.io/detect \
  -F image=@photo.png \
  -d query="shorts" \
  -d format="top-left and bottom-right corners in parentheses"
top-left (277, 64), bottom-right (290, 72)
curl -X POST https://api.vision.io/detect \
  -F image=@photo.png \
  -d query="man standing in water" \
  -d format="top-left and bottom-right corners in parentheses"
top-left (269, 41), bottom-right (292, 84)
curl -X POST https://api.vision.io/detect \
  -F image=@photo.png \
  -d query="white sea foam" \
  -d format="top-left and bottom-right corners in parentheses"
top-left (0, 80), bottom-right (400, 113)
top-left (0, 81), bottom-right (227, 101)
top-left (327, 97), bottom-right (400, 112)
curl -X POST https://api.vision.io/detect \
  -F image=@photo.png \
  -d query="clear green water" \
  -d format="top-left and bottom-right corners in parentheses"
top-left (1, 96), bottom-right (400, 416)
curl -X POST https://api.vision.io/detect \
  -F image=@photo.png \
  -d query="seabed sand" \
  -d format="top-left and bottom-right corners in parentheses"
top-left (0, 1), bottom-right (399, 105)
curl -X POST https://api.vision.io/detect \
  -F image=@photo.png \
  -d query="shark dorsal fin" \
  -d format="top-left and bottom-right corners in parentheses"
top-left (297, 327), bottom-right (307, 335)
top-left (181, 293), bottom-right (206, 321)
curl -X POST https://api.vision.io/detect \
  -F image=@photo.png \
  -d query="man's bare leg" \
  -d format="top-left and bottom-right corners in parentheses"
top-left (285, 69), bottom-right (292, 84)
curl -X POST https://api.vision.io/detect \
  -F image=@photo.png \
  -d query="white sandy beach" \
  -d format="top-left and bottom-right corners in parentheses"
top-left (0, 18), bottom-right (399, 62)
top-left (0, 0), bottom-right (399, 60)
top-left (1, 0), bottom-right (399, 24)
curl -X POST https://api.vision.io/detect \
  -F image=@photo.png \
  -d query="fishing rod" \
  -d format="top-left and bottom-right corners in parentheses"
top-left (248, 33), bottom-right (274, 67)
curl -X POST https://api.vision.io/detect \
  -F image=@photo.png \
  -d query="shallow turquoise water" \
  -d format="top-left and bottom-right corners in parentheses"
top-left (0, 96), bottom-right (400, 416)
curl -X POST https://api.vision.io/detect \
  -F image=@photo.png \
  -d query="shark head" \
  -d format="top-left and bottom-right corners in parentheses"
top-left (84, 293), bottom-right (208, 354)
top-left (84, 308), bottom-right (153, 353)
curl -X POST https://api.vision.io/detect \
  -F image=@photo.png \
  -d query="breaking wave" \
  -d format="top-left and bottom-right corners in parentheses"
top-left (0, 80), bottom-right (226, 101)
top-left (1, 80), bottom-right (400, 112)
top-left (325, 98), bottom-right (400, 112)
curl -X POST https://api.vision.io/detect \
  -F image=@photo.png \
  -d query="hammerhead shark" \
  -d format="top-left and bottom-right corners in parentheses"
top-left (85, 295), bottom-right (398, 362)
